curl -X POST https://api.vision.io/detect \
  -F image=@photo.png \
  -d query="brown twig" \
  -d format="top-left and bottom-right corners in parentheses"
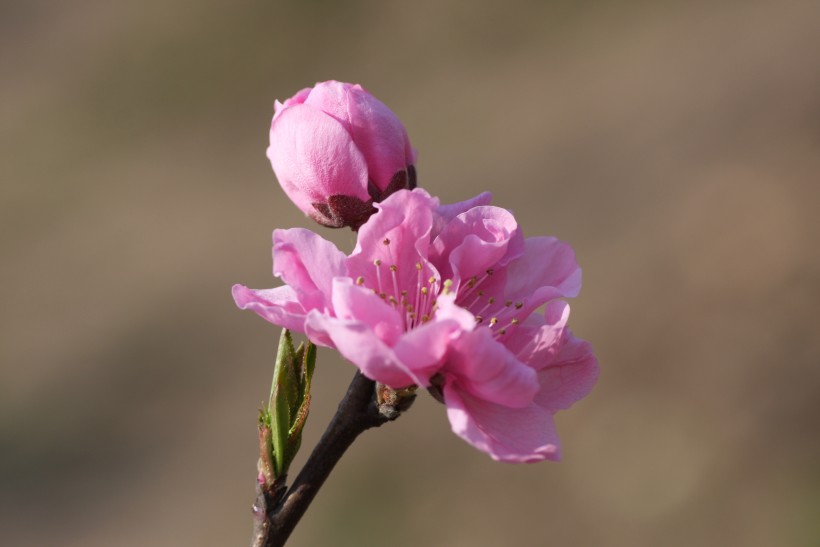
top-left (251, 371), bottom-right (412, 547)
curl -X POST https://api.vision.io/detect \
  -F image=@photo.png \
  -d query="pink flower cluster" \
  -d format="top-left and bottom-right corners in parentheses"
top-left (234, 81), bottom-right (597, 462)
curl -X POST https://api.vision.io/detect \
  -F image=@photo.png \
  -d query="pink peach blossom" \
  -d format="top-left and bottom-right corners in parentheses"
top-left (268, 81), bottom-right (417, 229)
top-left (233, 188), bottom-right (597, 462)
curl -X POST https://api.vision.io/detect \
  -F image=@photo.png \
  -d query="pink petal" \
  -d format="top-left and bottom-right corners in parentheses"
top-left (504, 236), bottom-right (582, 300)
top-left (503, 300), bottom-right (571, 369)
top-left (392, 315), bottom-right (468, 387)
top-left (304, 311), bottom-right (417, 388)
top-left (534, 332), bottom-right (599, 411)
top-left (306, 81), bottom-right (413, 191)
top-left (431, 205), bottom-right (524, 284)
top-left (330, 278), bottom-right (403, 346)
top-left (444, 328), bottom-right (538, 408)
top-left (231, 284), bottom-right (309, 334)
top-left (267, 103), bottom-right (370, 214)
top-left (273, 86), bottom-right (311, 120)
top-left (444, 385), bottom-right (561, 463)
top-left (272, 228), bottom-right (346, 312)
top-left (346, 189), bottom-right (440, 298)
top-left (432, 192), bottom-right (493, 239)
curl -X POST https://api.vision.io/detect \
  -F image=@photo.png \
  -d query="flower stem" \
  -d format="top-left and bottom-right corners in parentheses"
top-left (252, 371), bottom-right (408, 547)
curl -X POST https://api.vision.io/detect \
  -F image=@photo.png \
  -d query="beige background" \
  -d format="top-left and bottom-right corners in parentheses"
top-left (2, 1), bottom-right (819, 545)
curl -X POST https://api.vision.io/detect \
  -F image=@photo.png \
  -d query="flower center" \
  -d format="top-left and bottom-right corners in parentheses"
top-left (355, 238), bottom-right (445, 331)
top-left (454, 268), bottom-right (525, 339)
top-left (356, 238), bottom-right (526, 338)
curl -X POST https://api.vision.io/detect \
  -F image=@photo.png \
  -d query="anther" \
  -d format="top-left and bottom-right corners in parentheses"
top-left (489, 317), bottom-right (498, 326)
top-left (383, 238), bottom-right (391, 245)
top-left (416, 263), bottom-right (423, 271)
top-left (515, 302), bottom-right (523, 309)
top-left (356, 276), bottom-right (365, 285)
top-left (475, 316), bottom-right (484, 323)
top-left (374, 259), bottom-right (382, 266)
top-left (390, 265), bottom-right (398, 272)
top-left (505, 300), bottom-right (513, 307)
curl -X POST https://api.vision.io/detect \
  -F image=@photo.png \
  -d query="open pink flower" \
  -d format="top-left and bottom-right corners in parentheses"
top-left (233, 188), bottom-right (597, 462)
top-left (268, 81), bottom-right (417, 229)
top-left (234, 189), bottom-right (480, 388)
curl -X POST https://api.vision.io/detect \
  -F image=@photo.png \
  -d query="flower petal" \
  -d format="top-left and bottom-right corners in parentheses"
top-left (432, 205), bottom-right (525, 284)
top-left (305, 81), bottom-right (414, 191)
top-left (330, 278), bottom-right (403, 346)
top-left (503, 300), bottom-right (571, 369)
top-left (272, 228), bottom-right (346, 312)
top-left (304, 311), bottom-right (416, 388)
top-left (444, 328), bottom-right (538, 408)
top-left (534, 332), bottom-right (599, 411)
top-left (267, 103), bottom-right (370, 214)
top-left (346, 189), bottom-right (440, 300)
top-left (392, 320), bottom-right (468, 387)
top-left (444, 385), bottom-right (561, 463)
top-left (273, 86), bottom-right (311, 120)
top-left (504, 236), bottom-right (582, 301)
top-left (433, 192), bottom-right (493, 238)
top-left (231, 284), bottom-right (309, 333)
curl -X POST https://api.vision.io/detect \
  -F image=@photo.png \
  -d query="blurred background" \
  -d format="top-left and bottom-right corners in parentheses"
top-left (2, 0), bottom-right (819, 545)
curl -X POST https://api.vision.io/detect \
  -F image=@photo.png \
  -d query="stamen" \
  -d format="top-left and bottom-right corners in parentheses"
top-left (457, 270), bottom-right (492, 303)
top-left (356, 276), bottom-right (365, 286)
top-left (374, 259), bottom-right (384, 295)
top-left (495, 317), bottom-right (521, 337)
top-left (390, 265), bottom-right (400, 305)
top-left (413, 263), bottom-right (423, 327)
top-left (473, 296), bottom-right (496, 318)
top-left (465, 290), bottom-right (485, 311)
top-left (383, 238), bottom-right (391, 246)
top-left (420, 286), bottom-right (430, 322)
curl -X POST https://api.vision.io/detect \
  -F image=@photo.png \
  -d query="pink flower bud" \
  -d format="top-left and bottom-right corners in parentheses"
top-left (267, 81), bottom-right (417, 229)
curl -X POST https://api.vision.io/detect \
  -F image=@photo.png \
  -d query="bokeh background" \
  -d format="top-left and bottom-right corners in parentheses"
top-left (2, 1), bottom-right (819, 545)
